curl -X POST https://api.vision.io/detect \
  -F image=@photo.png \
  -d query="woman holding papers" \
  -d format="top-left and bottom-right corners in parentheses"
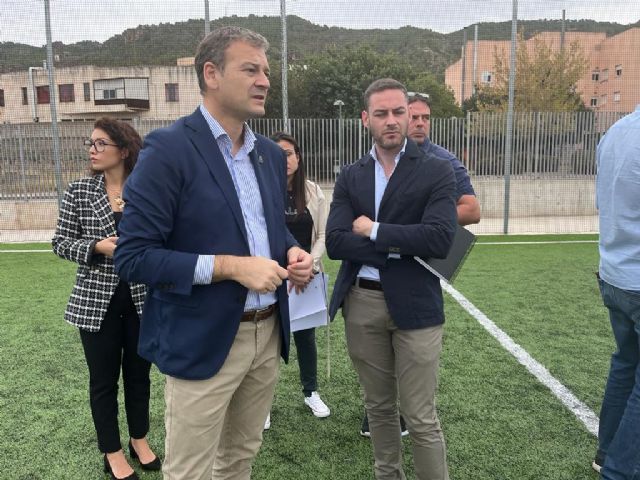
top-left (266, 132), bottom-right (331, 425)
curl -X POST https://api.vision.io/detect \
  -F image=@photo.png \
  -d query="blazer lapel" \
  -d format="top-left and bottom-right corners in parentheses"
top-left (249, 145), bottom-right (278, 258)
top-left (184, 110), bottom-right (249, 246)
top-left (378, 145), bottom-right (419, 219)
top-left (356, 155), bottom-right (376, 220)
top-left (90, 175), bottom-right (117, 237)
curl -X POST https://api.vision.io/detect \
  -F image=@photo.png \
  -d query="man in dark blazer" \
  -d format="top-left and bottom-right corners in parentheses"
top-left (114, 26), bottom-right (313, 480)
top-left (326, 78), bottom-right (457, 480)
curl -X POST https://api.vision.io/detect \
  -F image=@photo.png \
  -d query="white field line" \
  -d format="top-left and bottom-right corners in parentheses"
top-left (0, 240), bottom-right (597, 253)
top-left (0, 250), bottom-right (51, 253)
top-left (441, 280), bottom-right (600, 437)
top-left (476, 240), bottom-right (597, 245)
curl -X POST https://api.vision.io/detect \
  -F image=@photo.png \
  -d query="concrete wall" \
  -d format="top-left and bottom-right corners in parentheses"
top-left (0, 177), bottom-right (598, 241)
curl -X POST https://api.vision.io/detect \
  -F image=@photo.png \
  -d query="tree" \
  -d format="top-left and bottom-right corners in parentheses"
top-left (288, 45), bottom-right (416, 118)
top-left (407, 72), bottom-right (463, 117)
top-left (285, 45), bottom-right (461, 119)
top-left (471, 33), bottom-right (588, 112)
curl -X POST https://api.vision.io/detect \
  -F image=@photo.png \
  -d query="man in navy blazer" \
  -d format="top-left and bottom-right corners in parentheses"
top-left (326, 78), bottom-right (457, 480)
top-left (114, 26), bottom-right (312, 480)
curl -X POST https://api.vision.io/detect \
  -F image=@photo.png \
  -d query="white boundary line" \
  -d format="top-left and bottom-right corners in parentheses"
top-left (441, 280), bottom-right (600, 437)
top-left (1, 239), bottom-right (597, 252)
top-left (0, 250), bottom-right (51, 253)
top-left (476, 240), bottom-right (597, 245)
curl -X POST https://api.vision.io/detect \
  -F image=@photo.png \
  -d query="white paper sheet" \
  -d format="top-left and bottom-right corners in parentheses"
top-left (288, 273), bottom-right (329, 332)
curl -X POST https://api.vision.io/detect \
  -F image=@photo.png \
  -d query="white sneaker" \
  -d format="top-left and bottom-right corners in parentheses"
top-left (264, 413), bottom-right (271, 430)
top-left (304, 392), bottom-right (331, 418)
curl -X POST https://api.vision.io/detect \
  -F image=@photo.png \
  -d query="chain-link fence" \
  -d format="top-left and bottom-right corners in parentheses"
top-left (1, 1), bottom-right (638, 239)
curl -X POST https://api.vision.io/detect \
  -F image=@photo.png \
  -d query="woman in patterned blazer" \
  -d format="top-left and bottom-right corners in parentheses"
top-left (52, 117), bottom-right (159, 480)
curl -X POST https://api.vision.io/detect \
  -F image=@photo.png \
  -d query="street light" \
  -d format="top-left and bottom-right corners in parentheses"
top-left (333, 99), bottom-right (344, 118)
top-left (333, 100), bottom-right (344, 177)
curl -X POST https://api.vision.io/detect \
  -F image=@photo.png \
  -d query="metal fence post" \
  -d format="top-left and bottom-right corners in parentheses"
top-left (17, 124), bottom-right (27, 199)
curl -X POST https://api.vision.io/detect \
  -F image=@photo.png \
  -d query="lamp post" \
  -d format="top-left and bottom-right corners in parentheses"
top-left (333, 100), bottom-right (344, 177)
top-left (44, 0), bottom-right (64, 208)
top-left (204, 0), bottom-right (210, 36)
top-left (280, 0), bottom-right (289, 130)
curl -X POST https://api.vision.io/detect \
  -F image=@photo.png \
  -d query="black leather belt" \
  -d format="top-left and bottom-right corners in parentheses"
top-left (354, 278), bottom-right (383, 291)
top-left (241, 303), bottom-right (278, 322)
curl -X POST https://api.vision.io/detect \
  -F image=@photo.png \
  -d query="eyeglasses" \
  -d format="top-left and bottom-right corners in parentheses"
top-left (84, 138), bottom-right (119, 153)
top-left (407, 91), bottom-right (430, 99)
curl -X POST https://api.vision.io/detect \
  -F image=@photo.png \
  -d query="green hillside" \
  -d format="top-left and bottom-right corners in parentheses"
top-left (1, 15), bottom-right (638, 78)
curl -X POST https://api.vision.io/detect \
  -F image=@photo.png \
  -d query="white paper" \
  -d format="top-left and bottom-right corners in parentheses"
top-left (288, 273), bottom-right (329, 332)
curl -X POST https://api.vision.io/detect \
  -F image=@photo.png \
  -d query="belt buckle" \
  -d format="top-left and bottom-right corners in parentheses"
top-left (255, 305), bottom-right (270, 321)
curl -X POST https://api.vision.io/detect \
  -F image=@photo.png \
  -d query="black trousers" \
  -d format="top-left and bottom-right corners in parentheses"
top-left (293, 327), bottom-right (317, 396)
top-left (79, 282), bottom-right (151, 453)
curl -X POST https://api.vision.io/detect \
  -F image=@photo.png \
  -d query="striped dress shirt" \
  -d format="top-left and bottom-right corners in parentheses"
top-left (193, 104), bottom-right (276, 309)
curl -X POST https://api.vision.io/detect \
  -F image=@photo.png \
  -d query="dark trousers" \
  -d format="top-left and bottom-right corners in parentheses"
top-left (79, 283), bottom-right (152, 453)
top-left (293, 327), bottom-right (317, 396)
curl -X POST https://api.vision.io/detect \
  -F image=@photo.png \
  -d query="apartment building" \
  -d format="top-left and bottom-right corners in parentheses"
top-left (0, 58), bottom-right (201, 124)
top-left (445, 28), bottom-right (640, 112)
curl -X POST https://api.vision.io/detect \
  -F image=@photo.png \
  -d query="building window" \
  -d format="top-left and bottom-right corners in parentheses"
top-left (21, 87), bottom-right (28, 105)
top-left (615, 64), bottom-right (622, 76)
top-left (601, 69), bottom-right (609, 81)
top-left (613, 91), bottom-right (621, 103)
top-left (165, 83), bottom-right (179, 102)
top-left (59, 84), bottom-right (75, 103)
top-left (600, 95), bottom-right (607, 106)
top-left (103, 89), bottom-right (117, 99)
top-left (590, 97), bottom-right (598, 107)
top-left (83, 82), bottom-right (91, 101)
top-left (0, 89), bottom-right (4, 107)
top-left (481, 71), bottom-right (492, 84)
top-left (591, 70), bottom-right (599, 82)
top-left (36, 85), bottom-right (50, 104)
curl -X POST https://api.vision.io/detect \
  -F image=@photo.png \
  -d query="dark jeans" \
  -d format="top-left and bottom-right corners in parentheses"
top-left (293, 327), bottom-right (317, 396)
top-left (597, 278), bottom-right (640, 480)
top-left (79, 283), bottom-right (152, 453)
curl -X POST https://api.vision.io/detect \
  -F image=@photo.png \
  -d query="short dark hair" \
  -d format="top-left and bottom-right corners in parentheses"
top-left (270, 131), bottom-right (306, 217)
top-left (91, 117), bottom-right (142, 177)
top-left (195, 26), bottom-right (269, 94)
top-left (363, 78), bottom-right (407, 111)
top-left (408, 93), bottom-right (431, 108)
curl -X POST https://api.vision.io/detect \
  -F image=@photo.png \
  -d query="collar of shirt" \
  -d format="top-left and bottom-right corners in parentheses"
top-left (199, 104), bottom-right (256, 161)
top-left (369, 138), bottom-right (407, 172)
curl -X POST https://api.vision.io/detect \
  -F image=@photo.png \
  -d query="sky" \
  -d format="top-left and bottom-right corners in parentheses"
top-left (1, 0), bottom-right (639, 47)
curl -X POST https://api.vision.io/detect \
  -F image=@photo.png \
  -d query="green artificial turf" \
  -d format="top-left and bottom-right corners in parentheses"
top-left (0, 236), bottom-right (606, 479)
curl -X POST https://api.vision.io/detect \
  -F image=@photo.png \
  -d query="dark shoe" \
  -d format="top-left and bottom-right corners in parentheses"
top-left (129, 440), bottom-right (162, 471)
top-left (360, 413), bottom-right (371, 437)
top-left (400, 415), bottom-right (409, 437)
top-left (103, 454), bottom-right (139, 480)
top-left (360, 413), bottom-right (409, 438)
top-left (592, 450), bottom-right (605, 473)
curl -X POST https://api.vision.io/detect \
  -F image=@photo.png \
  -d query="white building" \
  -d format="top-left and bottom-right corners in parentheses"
top-left (0, 59), bottom-right (201, 124)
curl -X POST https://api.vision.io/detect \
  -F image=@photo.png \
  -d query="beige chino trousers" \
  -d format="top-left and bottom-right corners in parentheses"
top-left (344, 286), bottom-right (449, 480)
top-left (162, 313), bottom-right (280, 480)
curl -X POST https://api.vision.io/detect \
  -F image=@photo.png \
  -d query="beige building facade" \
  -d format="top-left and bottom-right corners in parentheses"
top-left (0, 60), bottom-right (202, 124)
top-left (445, 28), bottom-right (640, 112)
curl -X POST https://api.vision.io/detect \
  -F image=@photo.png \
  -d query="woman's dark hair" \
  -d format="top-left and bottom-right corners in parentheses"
top-left (271, 131), bottom-right (306, 217)
top-left (90, 117), bottom-right (142, 177)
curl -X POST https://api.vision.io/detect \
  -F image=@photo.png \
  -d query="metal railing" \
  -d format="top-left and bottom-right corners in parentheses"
top-left (0, 110), bottom-right (628, 201)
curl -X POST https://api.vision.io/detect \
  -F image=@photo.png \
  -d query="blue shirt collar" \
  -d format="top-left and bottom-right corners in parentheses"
top-left (199, 104), bottom-right (256, 154)
top-left (369, 138), bottom-right (407, 166)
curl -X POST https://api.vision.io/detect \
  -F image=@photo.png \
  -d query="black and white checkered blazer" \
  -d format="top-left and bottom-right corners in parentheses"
top-left (52, 174), bottom-right (146, 332)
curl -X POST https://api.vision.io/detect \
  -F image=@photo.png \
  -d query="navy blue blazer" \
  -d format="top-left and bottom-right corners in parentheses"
top-left (326, 139), bottom-right (457, 329)
top-left (114, 108), bottom-right (297, 380)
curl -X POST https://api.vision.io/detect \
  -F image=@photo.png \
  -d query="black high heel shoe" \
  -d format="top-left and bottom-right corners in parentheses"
top-left (103, 454), bottom-right (139, 480)
top-left (128, 440), bottom-right (162, 471)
